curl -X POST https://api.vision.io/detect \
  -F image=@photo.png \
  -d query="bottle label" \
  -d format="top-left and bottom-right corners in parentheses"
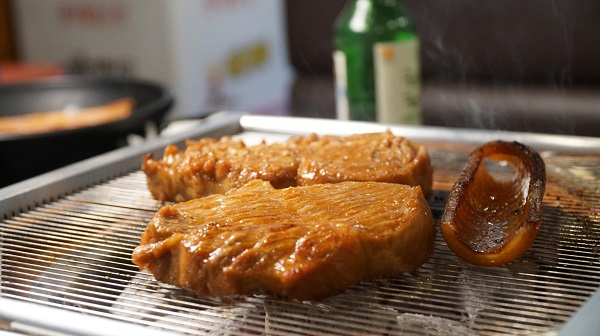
top-left (373, 39), bottom-right (421, 124)
top-left (333, 50), bottom-right (350, 120)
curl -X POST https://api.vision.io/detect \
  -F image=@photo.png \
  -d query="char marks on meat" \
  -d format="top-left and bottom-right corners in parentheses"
top-left (132, 180), bottom-right (435, 301)
top-left (142, 131), bottom-right (433, 202)
top-left (440, 140), bottom-right (546, 267)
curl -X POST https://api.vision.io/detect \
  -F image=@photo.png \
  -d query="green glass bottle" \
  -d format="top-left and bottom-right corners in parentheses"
top-left (333, 0), bottom-right (421, 124)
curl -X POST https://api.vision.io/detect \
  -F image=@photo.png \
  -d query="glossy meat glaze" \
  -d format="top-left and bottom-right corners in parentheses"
top-left (132, 180), bottom-right (435, 300)
top-left (142, 131), bottom-right (433, 202)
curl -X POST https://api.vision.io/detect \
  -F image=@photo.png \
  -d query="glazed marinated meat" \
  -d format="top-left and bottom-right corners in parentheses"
top-left (441, 141), bottom-right (546, 266)
top-left (131, 180), bottom-right (435, 300)
top-left (143, 135), bottom-right (311, 202)
top-left (298, 132), bottom-right (433, 192)
top-left (143, 131), bottom-right (433, 202)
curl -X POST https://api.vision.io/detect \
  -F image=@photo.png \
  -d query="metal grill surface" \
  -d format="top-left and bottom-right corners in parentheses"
top-left (1, 132), bottom-right (599, 335)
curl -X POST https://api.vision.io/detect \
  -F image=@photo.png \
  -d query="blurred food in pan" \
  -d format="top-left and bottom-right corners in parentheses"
top-left (0, 98), bottom-right (134, 135)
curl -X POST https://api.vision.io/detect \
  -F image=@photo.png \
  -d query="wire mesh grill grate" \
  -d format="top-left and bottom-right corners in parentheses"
top-left (1, 134), bottom-right (599, 335)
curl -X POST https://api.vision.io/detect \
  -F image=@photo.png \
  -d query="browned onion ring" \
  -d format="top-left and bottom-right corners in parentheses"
top-left (440, 141), bottom-right (546, 266)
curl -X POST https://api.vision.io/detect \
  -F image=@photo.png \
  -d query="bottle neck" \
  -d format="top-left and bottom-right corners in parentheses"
top-left (346, 0), bottom-right (414, 35)
top-left (356, 0), bottom-right (401, 9)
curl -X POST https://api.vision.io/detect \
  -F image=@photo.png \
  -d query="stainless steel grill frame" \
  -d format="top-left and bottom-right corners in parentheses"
top-left (1, 113), bottom-right (599, 335)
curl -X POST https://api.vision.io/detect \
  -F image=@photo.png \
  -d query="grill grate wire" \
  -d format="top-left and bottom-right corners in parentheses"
top-left (1, 136), bottom-right (599, 335)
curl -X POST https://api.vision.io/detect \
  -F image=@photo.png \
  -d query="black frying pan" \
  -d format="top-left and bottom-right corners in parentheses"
top-left (0, 76), bottom-right (174, 187)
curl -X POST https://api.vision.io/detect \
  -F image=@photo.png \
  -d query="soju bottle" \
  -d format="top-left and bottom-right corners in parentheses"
top-left (333, 0), bottom-right (421, 124)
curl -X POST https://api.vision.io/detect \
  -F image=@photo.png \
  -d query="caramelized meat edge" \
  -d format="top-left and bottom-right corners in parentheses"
top-left (440, 141), bottom-right (546, 266)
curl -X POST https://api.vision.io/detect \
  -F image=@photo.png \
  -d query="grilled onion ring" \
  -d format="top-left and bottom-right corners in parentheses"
top-left (441, 141), bottom-right (546, 266)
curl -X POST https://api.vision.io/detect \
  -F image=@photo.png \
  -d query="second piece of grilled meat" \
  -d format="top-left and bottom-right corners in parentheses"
top-left (143, 131), bottom-right (433, 202)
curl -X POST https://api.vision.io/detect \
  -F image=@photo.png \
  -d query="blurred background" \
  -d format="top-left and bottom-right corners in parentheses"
top-left (3, 0), bottom-right (600, 135)
top-left (286, 0), bottom-right (600, 137)
top-left (1, 0), bottom-right (600, 185)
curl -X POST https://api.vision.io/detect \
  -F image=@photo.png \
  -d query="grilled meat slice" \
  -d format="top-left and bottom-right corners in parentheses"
top-left (143, 131), bottom-right (433, 202)
top-left (132, 180), bottom-right (435, 301)
top-left (441, 141), bottom-right (546, 266)
top-left (143, 134), bottom-right (318, 202)
top-left (298, 132), bottom-right (433, 194)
